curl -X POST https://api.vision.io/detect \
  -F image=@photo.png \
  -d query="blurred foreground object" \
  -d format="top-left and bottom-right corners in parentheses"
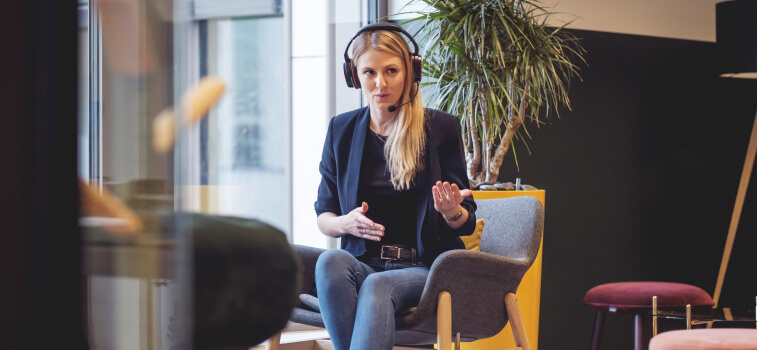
top-left (79, 177), bottom-right (144, 235)
top-left (181, 76), bottom-right (226, 124)
top-left (152, 76), bottom-right (226, 153)
top-left (152, 108), bottom-right (176, 153)
top-left (161, 213), bottom-right (299, 349)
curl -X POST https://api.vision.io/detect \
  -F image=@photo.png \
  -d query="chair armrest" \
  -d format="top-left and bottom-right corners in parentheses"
top-left (292, 244), bottom-right (327, 295)
top-left (398, 249), bottom-right (532, 339)
top-left (429, 249), bottom-right (532, 282)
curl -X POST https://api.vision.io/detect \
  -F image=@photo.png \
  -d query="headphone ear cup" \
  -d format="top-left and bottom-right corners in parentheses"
top-left (343, 60), bottom-right (361, 89)
top-left (351, 61), bottom-right (361, 89)
top-left (412, 55), bottom-right (423, 83)
top-left (343, 61), bottom-right (355, 88)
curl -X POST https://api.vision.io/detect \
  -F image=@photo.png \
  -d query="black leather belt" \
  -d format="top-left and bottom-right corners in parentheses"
top-left (380, 245), bottom-right (417, 264)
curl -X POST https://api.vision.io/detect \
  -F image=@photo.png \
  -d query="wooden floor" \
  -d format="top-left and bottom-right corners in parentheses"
top-left (253, 337), bottom-right (425, 350)
top-left (251, 323), bottom-right (428, 350)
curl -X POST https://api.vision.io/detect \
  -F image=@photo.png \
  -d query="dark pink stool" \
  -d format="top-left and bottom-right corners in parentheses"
top-left (584, 282), bottom-right (714, 350)
top-left (649, 329), bottom-right (757, 350)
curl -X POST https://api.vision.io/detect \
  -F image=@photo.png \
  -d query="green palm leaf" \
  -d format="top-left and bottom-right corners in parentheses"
top-left (401, 0), bottom-right (585, 187)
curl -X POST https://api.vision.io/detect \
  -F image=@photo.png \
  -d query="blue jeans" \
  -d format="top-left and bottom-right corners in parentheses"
top-left (315, 249), bottom-right (429, 350)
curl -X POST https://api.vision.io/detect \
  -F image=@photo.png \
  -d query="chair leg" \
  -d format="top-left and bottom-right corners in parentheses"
top-left (437, 291), bottom-right (452, 350)
top-left (634, 313), bottom-right (643, 350)
top-left (505, 293), bottom-right (531, 350)
top-left (590, 311), bottom-right (605, 350)
top-left (266, 332), bottom-right (281, 350)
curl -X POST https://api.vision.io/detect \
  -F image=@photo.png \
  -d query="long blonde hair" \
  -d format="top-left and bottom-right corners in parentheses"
top-left (352, 30), bottom-right (426, 190)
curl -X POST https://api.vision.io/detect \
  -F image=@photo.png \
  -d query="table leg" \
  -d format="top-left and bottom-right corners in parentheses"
top-left (634, 313), bottom-right (643, 350)
top-left (590, 311), bottom-right (605, 350)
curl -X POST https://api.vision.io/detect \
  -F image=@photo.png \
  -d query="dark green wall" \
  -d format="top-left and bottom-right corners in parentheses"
top-left (495, 29), bottom-right (757, 349)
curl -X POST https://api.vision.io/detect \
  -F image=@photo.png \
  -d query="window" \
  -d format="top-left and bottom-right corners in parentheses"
top-left (76, 0), bottom-right (380, 347)
top-left (189, 0), bottom-right (370, 249)
top-left (198, 15), bottom-right (288, 232)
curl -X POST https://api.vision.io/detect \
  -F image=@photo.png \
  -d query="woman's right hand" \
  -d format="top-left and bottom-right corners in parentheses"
top-left (341, 202), bottom-right (384, 241)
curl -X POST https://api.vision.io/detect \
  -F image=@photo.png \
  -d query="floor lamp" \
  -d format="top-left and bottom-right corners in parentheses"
top-left (712, 0), bottom-right (757, 308)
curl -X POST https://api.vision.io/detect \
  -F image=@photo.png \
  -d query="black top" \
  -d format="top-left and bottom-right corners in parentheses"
top-left (314, 107), bottom-right (477, 266)
top-left (357, 129), bottom-right (417, 257)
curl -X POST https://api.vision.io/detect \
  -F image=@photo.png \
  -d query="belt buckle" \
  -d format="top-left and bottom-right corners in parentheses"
top-left (380, 245), bottom-right (401, 260)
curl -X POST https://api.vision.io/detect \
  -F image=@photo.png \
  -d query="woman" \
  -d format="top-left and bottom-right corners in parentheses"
top-left (313, 23), bottom-right (477, 350)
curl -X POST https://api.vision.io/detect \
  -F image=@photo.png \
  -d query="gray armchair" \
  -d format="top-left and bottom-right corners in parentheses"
top-left (269, 196), bottom-right (544, 350)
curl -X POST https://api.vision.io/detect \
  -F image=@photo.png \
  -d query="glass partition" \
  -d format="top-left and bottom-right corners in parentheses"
top-left (79, 0), bottom-right (191, 347)
top-left (194, 16), bottom-right (288, 232)
top-left (77, 0), bottom-right (370, 347)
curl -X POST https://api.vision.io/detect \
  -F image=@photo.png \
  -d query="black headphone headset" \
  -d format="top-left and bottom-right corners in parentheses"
top-left (343, 23), bottom-right (422, 89)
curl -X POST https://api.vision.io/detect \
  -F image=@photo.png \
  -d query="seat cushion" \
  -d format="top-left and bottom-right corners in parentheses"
top-left (460, 219), bottom-right (485, 251)
top-left (583, 282), bottom-right (713, 313)
top-left (290, 307), bottom-right (326, 328)
top-left (299, 293), bottom-right (320, 312)
top-left (649, 329), bottom-right (757, 350)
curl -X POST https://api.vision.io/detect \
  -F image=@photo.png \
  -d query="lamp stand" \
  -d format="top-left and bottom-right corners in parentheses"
top-left (713, 109), bottom-right (757, 308)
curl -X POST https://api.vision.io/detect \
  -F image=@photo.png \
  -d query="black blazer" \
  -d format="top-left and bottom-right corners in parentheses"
top-left (314, 107), bottom-right (477, 266)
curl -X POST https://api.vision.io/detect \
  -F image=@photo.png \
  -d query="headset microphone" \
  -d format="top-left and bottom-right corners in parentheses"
top-left (387, 83), bottom-right (419, 113)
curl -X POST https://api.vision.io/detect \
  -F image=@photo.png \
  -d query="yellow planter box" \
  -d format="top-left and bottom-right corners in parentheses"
top-left (461, 190), bottom-right (545, 350)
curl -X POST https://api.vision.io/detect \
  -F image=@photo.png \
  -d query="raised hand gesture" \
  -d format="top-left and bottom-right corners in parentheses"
top-left (340, 202), bottom-right (385, 241)
top-left (431, 181), bottom-right (472, 221)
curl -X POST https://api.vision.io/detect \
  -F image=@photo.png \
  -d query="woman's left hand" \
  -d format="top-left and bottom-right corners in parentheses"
top-left (431, 181), bottom-right (472, 219)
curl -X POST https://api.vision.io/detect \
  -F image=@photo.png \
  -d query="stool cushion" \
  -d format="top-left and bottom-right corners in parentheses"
top-left (583, 282), bottom-right (713, 313)
top-left (649, 329), bottom-right (757, 350)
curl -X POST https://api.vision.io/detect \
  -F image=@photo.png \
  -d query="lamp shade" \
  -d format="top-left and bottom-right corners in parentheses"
top-left (716, 0), bottom-right (757, 79)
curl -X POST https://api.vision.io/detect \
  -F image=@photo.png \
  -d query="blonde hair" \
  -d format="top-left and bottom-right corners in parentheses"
top-left (352, 30), bottom-right (426, 190)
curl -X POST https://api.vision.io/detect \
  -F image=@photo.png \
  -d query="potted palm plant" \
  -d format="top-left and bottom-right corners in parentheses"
top-left (403, 0), bottom-right (585, 190)
top-left (399, 2), bottom-right (584, 348)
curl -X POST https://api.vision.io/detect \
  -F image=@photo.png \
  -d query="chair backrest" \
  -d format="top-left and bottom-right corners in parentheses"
top-left (474, 196), bottom-right (544, 264)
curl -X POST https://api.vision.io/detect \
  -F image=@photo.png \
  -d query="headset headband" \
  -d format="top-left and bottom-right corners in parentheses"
top-left (343, 23), bottom-right (420, 62)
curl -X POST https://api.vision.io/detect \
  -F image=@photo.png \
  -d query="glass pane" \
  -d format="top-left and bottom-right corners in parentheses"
top-left (76, 0), bottom-right (364, 347)
top-left (201, 16), bottom-right (288, 232)
top-left (79, 0), bottom-right (192, 348)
